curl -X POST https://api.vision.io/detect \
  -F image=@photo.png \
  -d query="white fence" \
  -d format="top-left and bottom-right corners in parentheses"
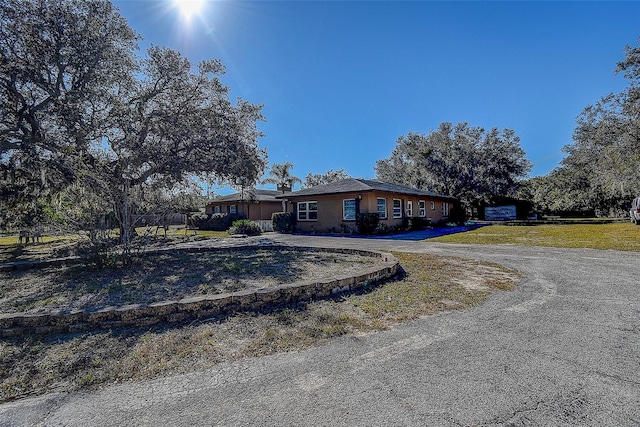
top-left (255, 220), bottom-right (274, 232)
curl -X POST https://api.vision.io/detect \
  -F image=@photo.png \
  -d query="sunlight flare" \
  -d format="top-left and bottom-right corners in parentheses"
top-left (172, 0), bottom-right (205, 21)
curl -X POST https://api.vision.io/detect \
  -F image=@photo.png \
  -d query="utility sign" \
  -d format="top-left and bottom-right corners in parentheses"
top-left (485, 205), bottom-right (517, 221)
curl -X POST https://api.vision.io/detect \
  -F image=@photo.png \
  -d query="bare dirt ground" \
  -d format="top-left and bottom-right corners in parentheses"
top-left (0, 248), bottom-right (382, 315)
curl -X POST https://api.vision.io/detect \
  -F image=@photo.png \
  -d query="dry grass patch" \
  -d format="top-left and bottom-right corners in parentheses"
top-left (350, 253), bottom-right (517, 323)
top-left (0, 251), bottom-right (521, 403)
top-left (0, 229), bottom-right (228, 263)
top-left (0, 249), bottom-right (379, 314)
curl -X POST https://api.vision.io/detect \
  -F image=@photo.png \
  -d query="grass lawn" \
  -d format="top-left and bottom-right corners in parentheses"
top-left (431, 222), bottom-right (640, 251)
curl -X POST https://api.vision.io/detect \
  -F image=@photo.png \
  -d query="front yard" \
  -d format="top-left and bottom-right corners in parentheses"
top-left (0, 248), bottom-right (382, 315)
top-left (431, 222), bottom-right (640, 251)
top-left (0, 249), bottom-right (520, 402)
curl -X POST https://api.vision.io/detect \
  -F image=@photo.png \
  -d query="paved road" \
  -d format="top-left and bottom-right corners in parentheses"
top-left (2, 235), bottom-right (640, 426)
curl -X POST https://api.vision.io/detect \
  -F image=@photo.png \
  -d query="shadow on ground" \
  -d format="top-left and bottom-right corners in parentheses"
top-left (295, 224), bottom-right (488, 241)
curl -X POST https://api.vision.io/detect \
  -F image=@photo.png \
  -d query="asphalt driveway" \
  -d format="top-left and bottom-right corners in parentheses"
top-left (2, 235), bottom-right (639, 426)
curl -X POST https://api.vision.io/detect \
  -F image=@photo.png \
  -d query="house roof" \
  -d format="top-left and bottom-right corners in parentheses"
top-left (276, 178), bottom-right (457, 200)
top-left (207, 189), bottom-right (282, 205)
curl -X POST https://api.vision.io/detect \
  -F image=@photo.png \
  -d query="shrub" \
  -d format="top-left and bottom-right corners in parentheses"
top-left (272, 212), bottom-right (294, 233)
top-left (401, 217), bottom-right (409, 230)
top-left (356, 213), bottom-right (380, 235)
top-left (340, 223), bottom-right (353, 234)
top-left (228, 219), bottom-right (262, 236)
top-left (408, 216), bottom-right (430, 231)
top-left (78, 238), bottom-right (120, 270)
top-left (448, 204), bottom-right (467, 225)
top-left (375, 222), bottom-right (389, 234)
top-left (191, 213), bottom-right (242, 231)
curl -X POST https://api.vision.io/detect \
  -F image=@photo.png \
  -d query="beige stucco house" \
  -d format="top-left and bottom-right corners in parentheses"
top-left (277, 178), bottom-right (457, 233)
top-left (205, 189), bottom-right (284, 221)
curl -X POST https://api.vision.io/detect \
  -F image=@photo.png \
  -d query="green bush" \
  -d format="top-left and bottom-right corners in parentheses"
top-left (401, 217), bottom-right (409, 230)
top-left (191, 213), bottom-right (242, 231)
top-left (356, 213), bottom-right (380, 235)
top-left (408, 216), bottom-right (430, 231)
top-left (228, 219), bottom-right (262, 236)
top-left (375, 222), bottom-right (389, 234)
top-left (448, 204), bottom-right (467, 225)
top-left (272, 212), bottom-right (294, 233)
top-left (78, 238), bottom-right (120, 270)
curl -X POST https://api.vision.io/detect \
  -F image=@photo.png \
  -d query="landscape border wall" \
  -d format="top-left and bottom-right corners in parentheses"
top-left (0, 246), bottom-right (399, 337)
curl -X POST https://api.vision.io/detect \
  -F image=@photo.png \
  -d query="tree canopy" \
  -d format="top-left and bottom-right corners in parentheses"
top-left (1, 0), bottom-right (267, 254)
top-left (303, 168), bottom-right (351, 188)
top-left (376, 122), bottom-right (531, 208)
top-left (526, 38), bottom-right (640, 216)
top-left (0, 0), bottom-right (138, 202)
top-left (262, 162), bottom-right (301, 193)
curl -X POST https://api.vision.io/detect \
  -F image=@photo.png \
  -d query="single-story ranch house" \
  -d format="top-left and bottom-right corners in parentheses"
top-left (277, 178), bottom-right (457, 233)
top-left (205, 189), bottom-right (284, 221)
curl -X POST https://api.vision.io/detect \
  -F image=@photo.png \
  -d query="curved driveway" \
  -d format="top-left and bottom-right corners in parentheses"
top-left (2, 235), bottom-right (640, 426)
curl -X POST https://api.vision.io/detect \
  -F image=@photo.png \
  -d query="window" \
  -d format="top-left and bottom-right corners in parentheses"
top-left (298, 201), bottom-right (318, 221)
top-left (430, 201), bottom-right (435, 210)
top-left (230, 205), bottom-right (237, 214)
top-left (343, 199), bottom-right (356, 221)
top-left (418, 200), bottom-right (426, 217)
top-left (377, 198), bottom-right (387, 219)
top-left (406, 200), bottom-right (413, 217)
top-left (393, 199), bottom-right (402, 218)
top-left (214, 206), bottom-right (221, 214)
top-left (442, 202), bottom-right (450, 217)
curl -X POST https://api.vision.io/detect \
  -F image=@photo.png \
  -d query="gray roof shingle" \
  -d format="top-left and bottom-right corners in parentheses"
top-left (276, 179), bottom-right (456, 200)
top-left (207, 189), bottom-right (281, 204)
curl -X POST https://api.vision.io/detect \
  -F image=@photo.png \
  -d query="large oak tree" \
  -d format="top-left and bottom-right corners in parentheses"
top-left (526, 38), bottom-right (640, 216)
top-left (88, 45), bottom-right (267, 252)
top-left (376, 122), bottom-right (531, 210)
top-left (1, 0), bottom-right (267, 255)
top-left (0, 0), bottom-right (137, 202)
top-left (303, 168), bottom-right (351, 188)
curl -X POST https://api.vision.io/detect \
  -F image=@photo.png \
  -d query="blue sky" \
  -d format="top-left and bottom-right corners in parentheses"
top-left (113, 1), bottom-right (640, 194)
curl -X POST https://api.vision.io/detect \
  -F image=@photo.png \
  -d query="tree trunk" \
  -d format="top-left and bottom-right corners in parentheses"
top-left (115, 181), bottom-right (136, 264)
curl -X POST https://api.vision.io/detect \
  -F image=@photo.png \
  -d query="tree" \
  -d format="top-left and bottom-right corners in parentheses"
top-left (518, 169), bottom-right (597, 216)
top-left (1, 0), bottom-right (268, 260)
top-left (0, 0), bottom-right (138, 203)
top-left (545, 38), bottom-right (640, 216)
top-left (303, 168), bottom-right (351, 188)
top-left (262, 162), bottom-right (301, 193)
top-left (89, 46), bottom-right (267, 255)
top-left (376, 122), bottom-right (531, 210)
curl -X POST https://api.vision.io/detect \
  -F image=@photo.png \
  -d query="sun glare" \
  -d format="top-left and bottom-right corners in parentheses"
top-left (172, 0), bottom-right (205, 21)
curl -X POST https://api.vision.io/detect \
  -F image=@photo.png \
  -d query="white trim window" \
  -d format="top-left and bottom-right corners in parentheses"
top-left (442, 202), bottom-right (450, 217)
top-left (393, 199), bottom-right (402, 218)
top-left (298, 201), bottom-right (318, 221)
top-left (430, 201), bottom-right (435, 210)
top-left (406, 200), bottom-right (413, 217)
top-left (230, 205), bottom-right (237, 214)
top-left (377, 198), bottom-right (387, 219)
top-left (343, 199), bottom-right (357, 221)
top-left (214, 206), bottom-right (221, 214)
top-left (418, 200), bottom-right (426, 217)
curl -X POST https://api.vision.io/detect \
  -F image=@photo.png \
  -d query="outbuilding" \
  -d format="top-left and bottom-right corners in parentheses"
top-left (205, 189), bottom-right (285, 221)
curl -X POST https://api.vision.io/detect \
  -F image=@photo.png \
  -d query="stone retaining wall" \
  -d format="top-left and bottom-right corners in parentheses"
top-left (0, 246), bottom-right (399, 338)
